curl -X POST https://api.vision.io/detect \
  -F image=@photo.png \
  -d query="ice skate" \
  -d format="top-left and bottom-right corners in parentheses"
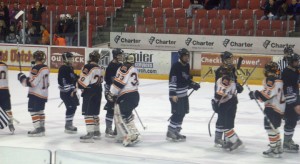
top-left (166, 131), bottom-right (185, 142)
top-left (283, 139), bottom-right (299, 153)
top-left (214, 139), bottom-right (226, 148)
top-left (80, 132), bottom-right (94, 143)
top-left (28, 127), bottom-right (44, 137)
top-left (229, 139), bottom-right (243, 151)
top-left (8, 120), bottom-right (15, 134)
top-left (263, 146), bottom-right (281, 158)
top-left (93, 131), bottom-right (101, 140)
top-left (65, 122), bottom-right (77, 134)
top-left (105, 127), bottom-right (115, 138)
top-left (123, 133), bottom-right (141, 147)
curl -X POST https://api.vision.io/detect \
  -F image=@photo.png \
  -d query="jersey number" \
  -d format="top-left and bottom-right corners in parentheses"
top-left (0, 71), bottom-right (6, 79)
top-left (131, 73), bottom-right (138, 86)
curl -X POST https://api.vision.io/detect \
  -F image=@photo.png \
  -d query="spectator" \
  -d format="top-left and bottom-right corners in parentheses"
top-left (64, 14), bottom-right (75, 46)
top-left (261, 0), bottom-right (280, 20)
top-left (9, 2), bottom-right (20, 27)
top-left (28, 26), bottom-right (39, 44)
top-left (0, 1), bottom-right (9, 28)
top-left (30, 1), bottom-right (45, 34)
top-left (56, 14), bottom-right (66, 34)
top-left (0, 20), bottom-right (6, 43)
top-left (277, 1), bottom-right (289, 20)
top-left (40, 24), bottom-right (49, 45)
top-left (18, 21), bottom-right (31, 44)
top-left (54, 34), bottom-right (66, 46)
top-left (187, 0), bottom-right (205, 18)
top-left (287, 0), bottom-right (300, 20)
top-left (5, 25), bottom-right (17, 43)
top-left (205, 0), bottom-right (220, 10)
top-left (219, 0), bottom-right (231, 10)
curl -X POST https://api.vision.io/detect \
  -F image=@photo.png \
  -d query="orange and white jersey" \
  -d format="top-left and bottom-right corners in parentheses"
top-left (260, 78), bottom-right (285, 114)
top-left (110, 65), bottom-right (139, 97)
top-left (26, 64), bottom-right (50, 100)
top-left (0, 62), bottom-right (8, 90)
top-left (215, 77), bottom-right (236, 104)
top-left (78, 63), bottom-right (103, 89)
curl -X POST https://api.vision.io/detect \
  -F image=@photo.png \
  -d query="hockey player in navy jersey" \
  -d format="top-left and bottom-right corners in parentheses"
top-left (166, 48), bottom-right (200, 142)
top-left (78, 50), bottom-right (103, 143)
top-left (213, 51), bottom-right (243, 150)
top-left (107, 53), bottom-right (141, 146)
top-left (18, 51), bottom-right (50, 137)
top-left (58, 52), bottom-right (80, 134)
top-left (103, 48), bottom-right (123, 138)
top-left (0, 53), bottom-right (14, 133)
top-left (281, 52), bottom-right (300, 153)
top-left (278, 46), bottom-right (294, 73)
top-left (249, 61), bottom-right (285, 157)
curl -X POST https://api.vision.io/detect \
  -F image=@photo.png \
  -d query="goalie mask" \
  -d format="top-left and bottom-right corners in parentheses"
top-left (124, 54), bottom-right (135, 64)
top-left (89, 50), bottom-right (100, 63)
top-left (286, 53), bottom-right (300, 68)
top-left (221, 51), bottom-right (233, 66)
top-left (112, 48), bottom-right (124, 63)
top-left (62, 52), bottom-right (73, 65)
top-left (264, 61), bottom-right (279, 77)
top-left (32, 50), bottom-right (46, 64)
top-left (178, 48), bottom-right (190, 64)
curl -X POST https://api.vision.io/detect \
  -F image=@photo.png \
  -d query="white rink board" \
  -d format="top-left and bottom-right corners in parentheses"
top-left (110, 32), bottom-right (300, 55)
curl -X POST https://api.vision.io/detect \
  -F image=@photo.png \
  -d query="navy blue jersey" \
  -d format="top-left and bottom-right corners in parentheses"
top-left (104, 61), bottom-right (122, 87)
top-left (169, 62), bottom-right (191, 98)
top-left (58, 65), bottom-right (78, 92)
top-left (281, 66), bottom-right (299, 104)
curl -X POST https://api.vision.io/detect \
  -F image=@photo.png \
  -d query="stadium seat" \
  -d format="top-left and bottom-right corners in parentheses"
top-left (182, 0), bottom-right (190, 9)
top-left (271, 20), bottom-right (282, 30)
top-left (77, 6), bottom-right (85, 15)
top-left (105, 0), bottom-right (114, 7)
top-left (224, 19), bottom-right (233, 29)
top-left (145, 17), bottom-right (155, 26)
top-left (66, 0), bottom-right (75, 6)
top-left (153, 8), bottom-right (164, 18)
top-left (169, 27), bottom-right (178, 34)
top-left (66, 6), bottom-right (77, 15)
top-left (174, 8), bottom-right (186, 18)
top-left (155, 17), bottom-right (164, 28)
top-left (147, 26), bottom-right (156, 33)
top-left (137, 25), bottom-right (146, 33)
top-left (199, 18), bottom-right (210, 28)
top-left (177, 18), bottom-right (187, 27)
top-left (201, 28), bottom-right (214, 35)
top-left (166, 17), bottom-right (177, 28)
top-left (86, 0), bottom-right (94, 6)
top-left (239, 29), bottom-right (253, 36)
top-left (105, 7), bottom-right (115, 17)
top-left (262, 29), bottom-right (274, 36)
top-left (245, 19), bottom-right (254, 30)
top-left (115, 0), bottom-right (124, 8)
top-left (230, 9), bottom-right (241, 19)
top-left (164, 8), bottom-right (174, 18)
top-left (95, 0), bottom-right (105, 6)
top-left (195, 10), bottom-right (207, 19)
top-left (46, 5), bottom-right (56, 12)
top-left (207, 10), bottom-right (218, 19)
top-left (96, 15), bottom-right (106, 27)
top-left (283, 20), bottom-right (295, 31)
top-left (187, 18), bottom-right (195, 29)
top-left (173, 0), bottom-right (183, 8)
top-left (224, 29), bottom-right (239, 36)
top-left (249, 0), bottom-right (260, 9)
top-left (253, 9), bottom-right (264, 20)
top-left (136, 16), bottom-right (144, 25)
top-left (143, 7), bottom-right (153, 17)
top-left (257, 20), bottom-right (271, 30)
top-left (75, 0), bottom-right (85, 6)
top-left (274, 30), bottom-right (287, 37)
top-left (178, 27), bottom-right (189, 34)
top-left (86, 6), bottom-right (97, 16)
top-left (156, 27), bottom-right (166, 33)
top-left (236, 0), bottom-right (249, 9)
top-left (233, 19), bottom-right (245, 29)
top-left (241, 9), bottom-right (253, 19)
top-left (152, 0), bottom-right (161, 8)
top-left (125, 25), bottom-right (135, 32)
top-left (56, 6), bottom-right (66, 15)
top-left (97, 7), bottom-right (105, 15)
top-left (210, 19), bottom-right (222, 31)
top-left (162, 0), bottom-right (173, 8)
top-left (218, 10), bottom-right (230, 19)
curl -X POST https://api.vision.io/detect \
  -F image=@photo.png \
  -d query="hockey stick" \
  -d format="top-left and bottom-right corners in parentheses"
top-left (12, 118), bottom-right (20, 124)
top-left (134, 109), bottom-right (147, 130)
top-left (240, 62), bottom-right (260, 86)
top-left (208, 57), bottom-right (243, 137)
top-left (16, 35), bottom-right (22, 72)
top-left (58, 101), bottom-right (64, 108)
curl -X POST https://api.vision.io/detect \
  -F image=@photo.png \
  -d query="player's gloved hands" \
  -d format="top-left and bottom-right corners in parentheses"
top-left (17, 72), bottom-right (26, 83)
top-left (107, 92), bottom-right (117, 102)
top-left (236, 83), bottom-right (243, 93)
top-left (249, 91), bottom-right (256, 100)
top-left (189, 81), bottom-right (200, 91)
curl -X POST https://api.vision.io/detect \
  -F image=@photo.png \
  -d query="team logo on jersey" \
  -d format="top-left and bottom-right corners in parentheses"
top-left (149, 36), bottom-right (155, 45)
top-left (263, 40), bottom-right (271, 49)
top-left (114, 35), bottom-right (121, 43)
top-left (223, 39), bottom-right (230, 47)
top-left (185, 38), bottom-right (192, 46)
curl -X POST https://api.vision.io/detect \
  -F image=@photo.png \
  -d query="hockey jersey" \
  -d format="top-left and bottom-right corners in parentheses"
top-left (281, 66), bottom-right (299, 104)
top-left (25, 64), bottom-right (50, 100)
top-left (214, 77), bottom-right (236, 104)
top-left (58, 64), bottom-right (78, 92)
top-left (78, 63), bottom-right (103, 90)
top-left (169, 62), bottom-right (191, 98)
top-left (0, 62), bottom-right (8, 90)
top-left (256, 78), bottom-right (285, 114)
top-left (110, 64), bottom-right (139, 97)
top-left (104, 61), bottom-right (122, 91)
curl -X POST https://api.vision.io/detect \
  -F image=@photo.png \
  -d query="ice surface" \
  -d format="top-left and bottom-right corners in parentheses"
top-left (0, 70), bottom-right (299, 164)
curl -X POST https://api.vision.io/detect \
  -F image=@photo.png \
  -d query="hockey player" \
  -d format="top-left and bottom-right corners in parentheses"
top-left (278, 46), bottom-right (293, 73)
top-left (78, 50), bottom-right (103, 143)
top-left (166, 48), bottom-right (200, 142)
top-left (58, 52), bottom-right (79, 134)
top-left (281, 52), bottom-right (300, 153)
top-left (103, 48), bottom-right (123, 138)
top-left (17, 50), bottom-right (50, 137)
top-left (0, 55), bottom-right (14, 133)
top-left (213, 51), bottom-right (243, 150)
top-left (107, 54), bottom-right (141, 146)
top-left (249, 61), bottom-right (285, 158)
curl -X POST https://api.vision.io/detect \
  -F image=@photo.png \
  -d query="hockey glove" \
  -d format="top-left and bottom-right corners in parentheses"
top-left (189, 81), bottom-right (200, 91)
top-left (249, 91), bottom-right (257, 100)
top-left (211, 99), bottom-right (219, 113)
top-left (236, 83), bottom-right (243, 93)
top-left (17, 73), bottom-right (26, 83)
top-left (107, 92), bottom-right (117, 103)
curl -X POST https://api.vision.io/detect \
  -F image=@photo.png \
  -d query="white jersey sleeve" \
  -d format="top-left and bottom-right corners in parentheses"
top-left (0, 62), bottom-right (8, 90)
top-left (78, 64), bottom-right (103, 88)
top-left (110, 65), bottom-right (139, 97)
top-left (215, 77), bottom-right (236, 104)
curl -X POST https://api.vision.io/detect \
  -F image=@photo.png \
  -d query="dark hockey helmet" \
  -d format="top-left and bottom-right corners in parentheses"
top-left (62, 52), bottom-right (73, 64)
top-left (124, 53), bottom-right (135, 64)
top-left (89, 50), bottom-right (100, 63)
top-left (33, 50), bottom-right (46, 63)
top-left (264, 61), bottom-right (279, 77)
top-left (283, 46), bottom-right (293, 55)
top-left (112, 48), bottom-right (124, 59)
top-left (178, 48), bottom-right (190, 58)
top-left (286, 53), bottom-right (300, 66)
top-left (221, 51), bottom-right (233, 65)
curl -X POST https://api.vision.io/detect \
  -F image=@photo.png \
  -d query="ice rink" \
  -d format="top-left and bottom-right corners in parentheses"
top-left (0, 70), bottom-right (299, 164)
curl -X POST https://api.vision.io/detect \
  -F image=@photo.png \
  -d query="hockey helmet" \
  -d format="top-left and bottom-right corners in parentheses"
top-left (89, 50), bottom-right (100, 63)
top-left (124, 54), bottom-right (135, 64)
top-left (264, 61), bottom-right (279, 77)
top-left (33, 50), bottom-right (46, 63)
top-left (221, 51), bottom-right (233, 65)
top-left (286, 53), bottom-right (300, 66)
top-left (283, 46), bottom-right (293, 55)
top-left (178, 48), bottom-right (190, 63)
top-left (112, 48), bottom-right (124, 62)
top-left (62, 52), bottom-right (73, 64)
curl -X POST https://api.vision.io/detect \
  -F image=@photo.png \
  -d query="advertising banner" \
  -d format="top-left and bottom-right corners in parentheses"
top-left (110, 32), bottom-right (299, 55)
top-left (201, 53), bottom-right (273, 83)
top-left (50, 47), bottom-right (85, 70)
top-left (0, 44), bottom-right (48, 67)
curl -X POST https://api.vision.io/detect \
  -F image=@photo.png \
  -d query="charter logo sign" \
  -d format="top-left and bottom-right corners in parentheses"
top-left (262, 40), bottom-right (295, 50)
top-left (149, 36), bottom-right (156, 45)
top-left (223, 39), bottom-right (230, 47)
top-left (185, 37), bottom-right (214, 50)
top-left (222, 38), bottom-right (253, 52)
top-left (114, 35), bottom-right (121, 43)
top-left (185, 38), bottom-right (192, 46)
top-left (147, 36), bottom-right (177, 49)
